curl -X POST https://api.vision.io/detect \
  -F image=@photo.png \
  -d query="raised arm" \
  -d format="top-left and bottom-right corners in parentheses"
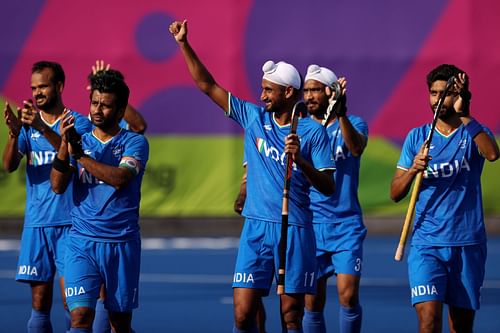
top-left (124, 104), bottom-right (147, 134)
top-left (330, 78), bottom-right (366, 156)
top-left (455, 72), bottom-right (499, 161)
top-left (337, 117), bottom-right (367, 157)
top-left (169, 19), bottom-right (229, 112)
top-left (50, 110), bottom-right (75, 194)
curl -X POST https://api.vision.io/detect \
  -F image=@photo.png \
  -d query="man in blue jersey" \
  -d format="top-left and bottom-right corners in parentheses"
top-left (2, 61), bottom-right (92, 333)
top-left (390, 64), bottom-right (499, 333)
top-left (50, 71), bottom-right (149, 333)
top-left (302, 65), bottom-right (368, 333)
top-left (169, 19), bottom-right (335, 333)
top-left (86, 62), bottom-right (147, 333)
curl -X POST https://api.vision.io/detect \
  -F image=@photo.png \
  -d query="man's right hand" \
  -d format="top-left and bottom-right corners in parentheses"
top-left (410, 142), bottom-right (431, 174)
top-left (169, 19), bottom-right (188, 43)
top-left (233, 192), bottom-right (246, 215)
top-left (4, 102), bottom-right (22, 137)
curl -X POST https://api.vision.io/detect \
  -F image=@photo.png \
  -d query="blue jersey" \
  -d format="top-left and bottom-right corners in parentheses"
top-left (70, 129), bottom-right (149, 241)
top-left (397, 123), bottom-right (494, 246)
top-left (310, 115), bottom-right (368, 222)
top-left (119, 118), bottom-right (130, 130)
top-left (17, 110), bottom-right (92, 227)
top-left (228, 94), bottom-right (335, 226)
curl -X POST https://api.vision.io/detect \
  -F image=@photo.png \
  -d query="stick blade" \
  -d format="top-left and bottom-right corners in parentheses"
top-left (292, 101), bottom-right (307, 118)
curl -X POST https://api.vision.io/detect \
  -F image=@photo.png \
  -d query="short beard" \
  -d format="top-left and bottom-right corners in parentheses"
top-left (36, 97), bottom-right (56, 111)
top-left (437, 106), bottom-right (455, 120)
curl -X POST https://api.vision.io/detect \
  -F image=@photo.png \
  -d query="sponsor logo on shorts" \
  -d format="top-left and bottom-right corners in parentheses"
top-left (411, 284), bottom-right (438, 298)
top-left (233, 272), bottom-right (255, 284)
top-left (65, 286), bottom-right (86, 297)
top-left (18, 265), bottom-right (38, 276)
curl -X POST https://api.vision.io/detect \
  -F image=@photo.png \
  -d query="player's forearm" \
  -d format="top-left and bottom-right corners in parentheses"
top-left (338, 116), bottom-right (366, 156)
top-left (296, 156), bottom-right (335, 195)
top-left (50, 166), bottom-right (72, 194)
top-left (124, 105), bottom-right (147, 134)
top-left (2, 136), bottom-right (22, 172)
top-left (390, 169), bottom-right (418, 202)
top-left (178, 40), bottom-right (217, 94)
top-left (51, 141), bottom-right (72, 193)
top-left (474, 132), bottom-right (500, 161)
top-left (77, 156), bottom-right (133, 190)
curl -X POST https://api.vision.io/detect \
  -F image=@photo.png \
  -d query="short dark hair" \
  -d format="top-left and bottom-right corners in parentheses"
top-left (90, 71), bottom-right (130, 110)
top-left (88, 68), bottom-right (125, 85)
top-left (426, 64), bottom-right (463, 89)
top-left (31, 61), bottom-right (65, 85)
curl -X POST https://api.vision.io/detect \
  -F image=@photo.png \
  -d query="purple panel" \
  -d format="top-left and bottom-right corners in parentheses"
top-left (135, 12), bottom-right (178, 62)
top-left (244, 0), bottom-right (449, 123)
top-left (0, 0), bottom-right (46, 90)
top-left (138, 86), bottom-right (242, 135)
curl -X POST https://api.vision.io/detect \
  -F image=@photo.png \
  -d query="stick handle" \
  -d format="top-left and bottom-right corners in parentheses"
top-left (394, 171), bottom-right (423, 260)
top-left (276, 101), bottom-right (303, 295)
top-left (394, 146), bottom-right (429, 261)
top-left (277, 175), bottom-right (290, 295)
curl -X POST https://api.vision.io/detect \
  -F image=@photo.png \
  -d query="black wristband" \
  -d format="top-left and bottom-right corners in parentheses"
top-left (335, 95), bottom-right (347, 117)
top-left (52, 156), bottom-right (70, 173)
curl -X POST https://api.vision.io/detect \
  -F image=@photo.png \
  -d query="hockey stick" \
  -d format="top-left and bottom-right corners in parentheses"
top-left (277, 101), bottom-right (306, 295)
top-left (394, 76), bottom-right (455, 261)
top-left (321, 82), bottom-right (342, 127)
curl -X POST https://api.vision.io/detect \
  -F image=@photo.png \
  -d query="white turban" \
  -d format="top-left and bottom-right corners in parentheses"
top-left (262, 60), bottom-right (301, 89)
top-left (305, 64), bottom-right (338, 86)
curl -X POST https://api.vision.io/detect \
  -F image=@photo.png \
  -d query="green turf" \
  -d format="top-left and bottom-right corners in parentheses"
top-left (0, 97), bottom-right (498, 217)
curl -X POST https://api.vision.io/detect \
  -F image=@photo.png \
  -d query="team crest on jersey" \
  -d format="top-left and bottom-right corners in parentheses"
top-left (112, 146), bottom-right (123, 157)
top-left (264, 124), bottom-right (272, 131)
top-left (30, 131), bottom-right (42, 140)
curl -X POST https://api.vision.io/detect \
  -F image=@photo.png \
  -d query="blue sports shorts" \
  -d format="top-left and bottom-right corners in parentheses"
top-left (233, 218), bottom-right (317, 295)
top-left (64, 236), bottom-right (141, 313)
top-left (314, 218), bottom-right (366, 278)
top-left (16, 225), bottom-right (70, 282)
top-left (408, 244), bottom-right (486, 310)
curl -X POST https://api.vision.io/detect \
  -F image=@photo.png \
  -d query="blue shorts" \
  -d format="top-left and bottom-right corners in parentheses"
top-left (408, 244), bottom-right (486, 310)
top-left (233, 218), bottom-right (317, 295)
top-left (314, 218), bottom-right (366, 278)
top-left (16, 225), bottom-right (70, 283)
top-left (64, 236), bottom-right (141, 313)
